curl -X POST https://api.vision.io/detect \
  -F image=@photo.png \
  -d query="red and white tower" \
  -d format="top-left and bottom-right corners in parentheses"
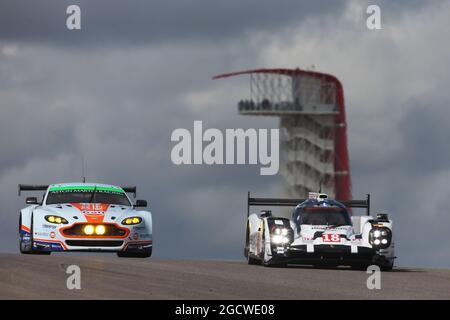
top-left (214, 68), bottom-right (352, 200)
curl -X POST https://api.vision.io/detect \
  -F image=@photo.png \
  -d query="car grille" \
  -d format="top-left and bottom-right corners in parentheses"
top-left (62, 223), bottom-right (128, 237)
top-left (65, 240), bottom-right (124, 247)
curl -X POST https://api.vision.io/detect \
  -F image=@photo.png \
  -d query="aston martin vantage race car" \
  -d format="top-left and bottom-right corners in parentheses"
top-left (18, 183), bottom-right (153, 257)
top-left (244, 192), bottom-right (395, 270)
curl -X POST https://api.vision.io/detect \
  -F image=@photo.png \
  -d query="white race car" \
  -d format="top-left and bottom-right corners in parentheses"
top-left (18, 183), bottom-right (153, 258)
top-left (245, 192), bottom-right (395, 270)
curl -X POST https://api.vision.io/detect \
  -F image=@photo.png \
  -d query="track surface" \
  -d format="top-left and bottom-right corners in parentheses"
top-left (0, 253), bottom-right (449, 299)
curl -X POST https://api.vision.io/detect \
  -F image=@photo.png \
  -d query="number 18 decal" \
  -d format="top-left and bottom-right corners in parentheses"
top-left (322, 234), bottom-right (341, 242)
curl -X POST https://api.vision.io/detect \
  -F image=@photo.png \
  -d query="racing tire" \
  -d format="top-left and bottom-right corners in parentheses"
top-left (19, 235), bottom-right (32, 254)
top-left (313, 264), bottom-right (338, 270)
top-left (19, 215), bottom-right (32, 254)
top-left (19, 214), bottom-right (51, 255)
top-left (263, 260), bottom-right (287, 268)
top-left (380, 262), bottom-right (394, 272)
top-left (350, 263), bottom-right (369, 271)
top-left (117, 247), bottom-right (152, 258)
top-left (247, 254), bottom-right (261, 265)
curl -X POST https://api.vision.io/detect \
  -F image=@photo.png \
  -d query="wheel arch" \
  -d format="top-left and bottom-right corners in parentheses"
top-left (19, 207), bottom-right (34, 232)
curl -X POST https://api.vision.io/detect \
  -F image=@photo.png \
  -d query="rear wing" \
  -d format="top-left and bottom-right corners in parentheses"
top-left (122, 186), bottom-right (137, 197)
top-left (247, 192), bottom-right (370, 217)
top-left (18, 184), bottom-right (137, 197)
top-left (18, 184), bottom-right (49, 196)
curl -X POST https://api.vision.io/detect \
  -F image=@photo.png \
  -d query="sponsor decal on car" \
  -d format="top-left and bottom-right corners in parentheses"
top-left (34, 232), bottom-right (49, 237)
top-left (42, 224), bottom-right (57, 229)
top-left (48, 185), bottom-right (124, 193)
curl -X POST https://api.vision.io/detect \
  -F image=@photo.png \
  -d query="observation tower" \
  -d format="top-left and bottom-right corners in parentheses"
top-left (213, 68), bottom-right (351, 200)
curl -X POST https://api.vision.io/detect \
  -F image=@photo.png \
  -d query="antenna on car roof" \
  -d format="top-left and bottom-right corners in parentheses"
top-left (81, 157), bottom-right (86, 183)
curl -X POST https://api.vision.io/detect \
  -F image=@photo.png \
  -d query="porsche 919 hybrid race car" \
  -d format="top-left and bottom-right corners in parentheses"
top-left (245, 192), bottom-right (395, 270)
top-left (18, 183), bottom-right (153, 257)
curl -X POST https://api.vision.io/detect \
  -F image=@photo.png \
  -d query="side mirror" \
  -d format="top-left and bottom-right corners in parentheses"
top-left (26, 197), bottom-right (38, 205)
top-left (376, 213), bottom-right (389, 222)
top-left (134, 200), bottom-right (147, 208)
top-left (260, 210), bottom-right (272, 218)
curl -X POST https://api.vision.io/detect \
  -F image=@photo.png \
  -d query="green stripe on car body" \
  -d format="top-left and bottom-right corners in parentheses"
top-left (48, 186), bottom-right (124, 193)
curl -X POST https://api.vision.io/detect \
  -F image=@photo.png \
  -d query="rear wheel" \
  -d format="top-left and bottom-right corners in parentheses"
top-left (117, 247), bottom-right (152, 258)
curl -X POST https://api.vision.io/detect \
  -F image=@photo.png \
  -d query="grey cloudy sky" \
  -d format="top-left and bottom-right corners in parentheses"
top-left (1, 0), bottom-right (449, 267)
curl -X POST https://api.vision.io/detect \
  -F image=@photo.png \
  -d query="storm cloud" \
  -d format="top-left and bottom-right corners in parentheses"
top-left (1, 0), bottom-right (449, 267)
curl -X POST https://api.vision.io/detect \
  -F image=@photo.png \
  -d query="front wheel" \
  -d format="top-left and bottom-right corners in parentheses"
top-left (19, 214), bottom-right (50, 255)
top-left (263, 259), bottom-right (287, 268)
top-left (380, 261), bottom-right (394, 272)
top-left (263, 262), bottom-right (286, 268)
top-left (19, 215), bottom-right (32, 254)
top-left (247, 253), bottom-right (261, 265)
top-left (350, 263), bottom-right (369, 271)
top-left (19, 233), bottom-right (32, 254)
top-left (117, 247), bottom-right (152, 258)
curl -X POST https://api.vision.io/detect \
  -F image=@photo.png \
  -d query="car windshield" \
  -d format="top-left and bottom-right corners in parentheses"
top-left (298, 207), bottom-right (351, 226)
top-left (45, 186), bottom-right (131, 206)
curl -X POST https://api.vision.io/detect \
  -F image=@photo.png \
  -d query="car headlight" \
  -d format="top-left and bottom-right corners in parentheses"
top-left (84, 225), bottom-right (95, 235)
top-left (122, 217), bottom-right (142, 225)
top-left (271, 235), bottom-right (290, 244)
top-left (82, 224), bottom-right (108, 235)
top-left (45, 215), bottom-right (68, 224)
top-left (271, 227), bottom-right (291, 245)
top-left (95, 225), bottom-right (106, 235)
top-left (274, 227), bottom-right (289, 236)
top-left (369, 227), bottom-right (392, 249)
